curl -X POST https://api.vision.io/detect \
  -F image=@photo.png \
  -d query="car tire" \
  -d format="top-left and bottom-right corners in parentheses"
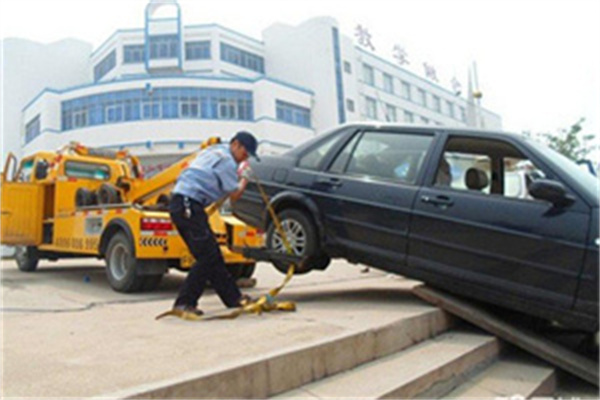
top-left (105, 232), bottom-right (145, 292)
top-left (266, 209), bottom-right (327, 275)
top-left (229, 263), bottom-right (256, 280)
top-left (15, 246), bottom-right (39, 272)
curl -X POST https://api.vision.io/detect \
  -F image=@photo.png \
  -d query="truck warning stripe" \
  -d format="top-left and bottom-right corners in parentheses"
top-left (139, 237), bottom-right (167, 247)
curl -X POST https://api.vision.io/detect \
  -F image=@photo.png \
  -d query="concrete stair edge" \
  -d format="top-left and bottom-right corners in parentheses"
top-left (274, 330), bottom-right (501, 399)
top-left (98, 308), bottom-right (453, 399)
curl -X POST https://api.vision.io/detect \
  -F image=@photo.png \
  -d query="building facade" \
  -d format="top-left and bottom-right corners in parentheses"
top-left (9, 0), bottom-right (502, 168)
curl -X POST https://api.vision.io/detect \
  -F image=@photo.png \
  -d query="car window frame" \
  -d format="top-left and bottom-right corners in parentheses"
top-left (425, 132), bottom-right (588, 210)
top-left (295, 127), bottom-right (360, 172)
top-left (325, 128), bottom-right (438, 187)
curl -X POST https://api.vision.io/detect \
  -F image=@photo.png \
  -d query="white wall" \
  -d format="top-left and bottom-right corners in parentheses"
top-left (263, 17), bottom-right (341, 133)
top-left (1, 38), bottom-right (92, 161)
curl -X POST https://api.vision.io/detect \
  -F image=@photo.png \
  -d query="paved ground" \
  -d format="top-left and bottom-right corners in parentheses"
top-left (1, 258), bottom-right (429, 398)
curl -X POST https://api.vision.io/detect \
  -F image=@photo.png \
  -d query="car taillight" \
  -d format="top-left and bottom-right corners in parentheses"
top-left (141, 218), bottom-right (173, 231)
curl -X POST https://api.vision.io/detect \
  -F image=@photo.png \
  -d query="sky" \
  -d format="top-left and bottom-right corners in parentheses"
top-left (1, 0), bottom-right (599, 150)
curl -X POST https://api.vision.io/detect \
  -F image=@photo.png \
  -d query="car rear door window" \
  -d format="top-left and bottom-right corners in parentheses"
top-left (298, 134), bottom-right (339, 170)
top-left (341, 131), bottom-right (433, 184)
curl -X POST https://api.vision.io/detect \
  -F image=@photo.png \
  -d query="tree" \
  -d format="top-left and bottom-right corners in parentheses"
top-left (544, 118), bottom-right (596, 161)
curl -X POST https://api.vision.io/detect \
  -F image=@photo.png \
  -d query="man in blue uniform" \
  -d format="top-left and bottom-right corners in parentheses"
top-left (170, 131), bottom-right (259, 315)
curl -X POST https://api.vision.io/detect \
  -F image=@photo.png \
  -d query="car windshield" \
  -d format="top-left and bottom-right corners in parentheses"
top-left (529, 139), bottom-right (599, 200)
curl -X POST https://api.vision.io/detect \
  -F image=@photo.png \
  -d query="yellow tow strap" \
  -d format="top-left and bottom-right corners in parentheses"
top-left (156, 173), bottom-right (298, 322)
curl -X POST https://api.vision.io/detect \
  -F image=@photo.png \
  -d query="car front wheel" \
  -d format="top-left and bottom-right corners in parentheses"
top-left (266, 209), bottom-right (329, 274)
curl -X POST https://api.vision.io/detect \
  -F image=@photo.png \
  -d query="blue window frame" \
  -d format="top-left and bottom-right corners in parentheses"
top-left (123, 45), bottom-right (145, 64)
top-left (276, 100), bottom-right (311, 127)
top-left (220, 43), bottom-right (264, 73)
top-left (25, 115), bottom-right (41, 144)
top-left (185, 41), bottom-right (211, 60)
top-left (94, 50), bottom-right (116, 81)
top-left (61, 87), bottom-right (253, 131)
top-left (149, 35), bottom-right (179, 59)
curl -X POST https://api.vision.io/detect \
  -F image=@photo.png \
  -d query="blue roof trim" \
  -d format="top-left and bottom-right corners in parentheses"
top-left (91, 22), bottom-right (263, 61)
top-left (91, 28), bottom-right (144, 59)
top-left (253, 77), bottom-right (314, 95)
top-left (97, 138), bottom-right (293, 150)
top-left (23, 74), bottom-right (313, 112)
top-left (21, 89), bottom-right (60, 112)
top-left (186, 23), bottom-right (264, 46)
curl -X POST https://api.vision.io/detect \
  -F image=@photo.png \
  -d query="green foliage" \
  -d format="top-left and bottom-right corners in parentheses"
top-left (544, 118), bottom-right (595, 161)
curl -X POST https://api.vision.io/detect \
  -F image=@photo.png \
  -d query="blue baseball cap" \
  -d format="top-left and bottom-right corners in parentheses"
top-left (232, 131), bottom-right (260, 161)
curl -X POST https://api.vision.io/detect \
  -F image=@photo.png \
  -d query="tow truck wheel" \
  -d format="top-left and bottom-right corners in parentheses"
top-left (15, 246), bottom-right (39, 272)
top-left (105, 232), bottom-right (145, 292)
top-left (267, 209), bottom-right (329, 275)
top-left (229, 263), bottom-right (256, 280)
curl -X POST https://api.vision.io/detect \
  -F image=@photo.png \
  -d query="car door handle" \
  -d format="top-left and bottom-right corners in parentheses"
top-left (316, 177), bottom-right (343, 187)
top-left (421, 195), bottom-right (454, 208)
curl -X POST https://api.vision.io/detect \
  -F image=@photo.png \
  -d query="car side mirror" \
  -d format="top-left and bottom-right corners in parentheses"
top-left (529, 179), bottom-right (575, 207)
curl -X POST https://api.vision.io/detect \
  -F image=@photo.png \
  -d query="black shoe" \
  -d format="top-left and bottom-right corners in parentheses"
top-left (238, 294), bottom-right (255, 307)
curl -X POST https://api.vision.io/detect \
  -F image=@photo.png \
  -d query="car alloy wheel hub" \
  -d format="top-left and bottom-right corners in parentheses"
top-left (271, 218), bottom-right (306, 256)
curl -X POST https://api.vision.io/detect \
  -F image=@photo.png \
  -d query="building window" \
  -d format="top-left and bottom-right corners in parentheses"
top-left (363, 64), bottom-right (374, 86)
top-left (149, 35), bottom-right (179, 59)
top-left (401, 81), bottom-right (411, 100)
top-left (417, 88), bottom-right (427, 107)
top-left (94, 50), bottom-right (116, 81)
top-left (343, 61), bottom-right (352, 74)
top-left (385, 104), bottom-right (397, 122)
top-left (106, 104), bottom-right (124, 122)
top-left (420, 116), bottom-right (430, 124)
top-left (61, 87), bottom-right (253, 130)
top-left (25, 115), bottom-right (41, 144)
top-left (383, 73), bottom-right (394, 94)
top-left (459, 106), bottom-right (466, 122)
top-left (220, 43), bottom-right (264, 73)
top-left (185, 41), bottom-right (211, 60)
top-left (365, 96), bottom-right (377, 119)
top-left (432, 95), bottom-right (441, 112)
top-left (403, 110), bottom-right (414, 123)
top-left (276, 100), bottom-right (311, 127)
top-left (446, 100), bottom-right (455, 118)
top-left (123, 45), bottom-right (145, 64)
top-left (346, 99), bottom-right (355, 112)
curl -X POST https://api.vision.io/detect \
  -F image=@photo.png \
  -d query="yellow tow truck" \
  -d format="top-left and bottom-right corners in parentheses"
top-left (0, 139), bottom-right (263, 292)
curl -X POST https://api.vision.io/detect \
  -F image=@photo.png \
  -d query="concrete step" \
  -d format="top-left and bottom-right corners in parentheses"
top-left (104, 305), bottom-right (453, 399)
top-left (443, 352), bottom-right (556, 398)
top-left (273, 330), bottom-right (500, 399)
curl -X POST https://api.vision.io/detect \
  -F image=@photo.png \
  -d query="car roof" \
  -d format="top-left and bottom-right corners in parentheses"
top-left (335, 122), bottom-right (522, 140)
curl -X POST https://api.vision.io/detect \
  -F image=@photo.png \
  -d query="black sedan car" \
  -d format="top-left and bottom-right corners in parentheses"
top-left (233, 123), bottom-right (599, 332)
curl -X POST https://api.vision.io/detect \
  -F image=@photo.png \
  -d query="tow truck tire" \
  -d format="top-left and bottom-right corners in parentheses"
top-left (229, 263), bottom-right (256, 280)
top-left (141, 274), bottom-right (163, 291)
top-left (105, 232), bottom-right (144, 292)
top-left (15, 246), bottom-right (39, 272)
top-left (266, 209), bottom-right (328, 275)
top-left (97, 183), bottom-right (122, 205)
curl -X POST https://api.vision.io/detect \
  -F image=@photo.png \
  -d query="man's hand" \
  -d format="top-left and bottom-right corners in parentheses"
top-left (231, 161), bottom-right (252, 202)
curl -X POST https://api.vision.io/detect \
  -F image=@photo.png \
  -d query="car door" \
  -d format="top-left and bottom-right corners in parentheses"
top-left (409, 133), bottom-right (589, 313)
top-left (311, 128), bottom-right (435, 271)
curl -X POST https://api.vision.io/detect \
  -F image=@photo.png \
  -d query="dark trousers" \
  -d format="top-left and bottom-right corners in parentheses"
top-left (170, 194), bottom-right (242, 308)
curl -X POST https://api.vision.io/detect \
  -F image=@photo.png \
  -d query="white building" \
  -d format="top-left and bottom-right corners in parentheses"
top-left (4, 0), bottom-right (502, 168)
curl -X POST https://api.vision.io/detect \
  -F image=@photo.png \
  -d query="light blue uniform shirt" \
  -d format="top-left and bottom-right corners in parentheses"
top-left (173, 144), bottom-right (239, 205)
